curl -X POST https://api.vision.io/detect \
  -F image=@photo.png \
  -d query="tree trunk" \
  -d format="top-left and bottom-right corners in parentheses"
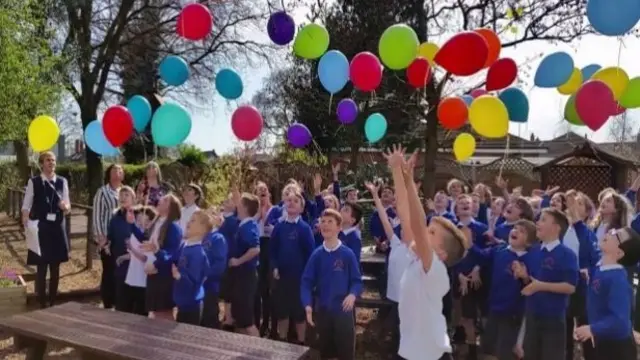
top-left (13, 140), bottom-right (30, 185)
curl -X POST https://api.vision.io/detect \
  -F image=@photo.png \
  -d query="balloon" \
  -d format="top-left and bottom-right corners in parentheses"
top-left (470, 88), bottom-right (487, 98)
top-left (159, 55), bottom-right (189, 86)
top-left (486, 58), bottom-right (517, 91)
top-left (474, 28), bottom-right (501, 68)
top-left (287, 123), bottom-right (312, 148)
top-left (318, 50), bottom-right (349, 94)
top-left (534, 52), bottom-right (574, 88)
top-left (557, 68), bottom-right (583, 95)
top-left (434, 32), bottom-right (488, 76)
top-left (581, 64), bottom-right (601, 82)
top-left (612, 103), bottom-right (626, 116)
top-left (619, 77), bottom-right (640, 109)
top-left (349, 52), bottom-right (383, 92)
top-left (575, 80), bottom-right (616, 131)
top-left (231, 105), bottom-right (263, 141)
top-left (84, 120), bottom-right (118, 156)
top-left (453, 133), bottom-right (476, 162)
top-left (364, 113), bottom-right (387, 143)
top-left (28, 116), bottom-right (59, 152)
top-left (587, 0), bottom-right (640, 36)
top-left (437, 97), bottom-right (468, 130)
top-left (267, 11), bottom-right (295, 45)
top-left (461, 95), bottom-right (474, 106)
top-left (151, 103), bottom-right (192, 147)
top-left (591, 66), bottom-right (629, 100)
top-left (468, 96), bottom-right (509, 139)
top-left (293, 23), bottom-right (329, 60)
top-left (564, 94), bottom-right (584, 126)
top-left (417, 42), bottom-right (439, 66)
top-left (176, 3), bottom-right (213, 41)
top-left (406, 57), bottom-right (431, 88)
top-left (336, 98), bottom-right (358, 124)
top-left (378, 24), bottom-right (419, 70)
top-left (126, 95), bottom-right (152, 132)
top-left (215, 68), bottom-right (243, 100)
top-left (102, 105), bottom-right (133, 147)
top-left (498, 88), bottom-right (529, 123)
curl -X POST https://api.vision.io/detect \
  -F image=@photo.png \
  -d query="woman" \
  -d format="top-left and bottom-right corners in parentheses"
top-left (92, 164), bottom-right (123, 309)
top-left (21, 151), bottom-right (70, 308)
top-left (137, 161), bottom-right (167, 207)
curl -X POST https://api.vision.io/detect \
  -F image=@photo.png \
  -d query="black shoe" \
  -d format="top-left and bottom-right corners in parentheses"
top-left (221, 324), bottom-right (235, 332)
top-left (452, 326), bottom-right (466, 344)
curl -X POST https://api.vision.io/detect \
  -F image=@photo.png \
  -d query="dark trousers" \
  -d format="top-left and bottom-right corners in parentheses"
top-left (176, 307), bottom-right (201, 325)
top-left (524, 314), bottom-right (566, 360)
top-left (201, 291), bottom-right (220, 329)
top-left (36, 263), bottom-right (60, 308)
top-left (115, 281), bottom-right (147, 316)
top-left (99, 250), bottom-right (116, 309)
top-left (591, 337), bottom-right (636, 360)
top-left (254, 236), bottom-right (272, 334)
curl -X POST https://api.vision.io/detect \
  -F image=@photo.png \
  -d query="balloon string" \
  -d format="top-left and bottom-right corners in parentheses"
top-left (328, 94), bottom-right (333, 114)
top-left (616, 37), bottom-right (623, 70)
top-left (498, 134), bottom-right (511, 180)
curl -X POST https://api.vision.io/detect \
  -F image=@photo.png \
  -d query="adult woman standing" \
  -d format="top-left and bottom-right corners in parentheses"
top-left (92, 164), bottom-right (124, 309)
top-left (136, 161), bottom-right (167, 207)
top-left (21, 151), bottom-right (71, 308)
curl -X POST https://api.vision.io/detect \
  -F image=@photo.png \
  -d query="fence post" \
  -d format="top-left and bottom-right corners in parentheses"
top-left (65, 213), bottom-right (71, 240)
top-left (10, 190), bottom-right (16, 219)
top-left (85, 208), bottom-right (93, 270)
top-left (5, 189), bottom-right (10, 215)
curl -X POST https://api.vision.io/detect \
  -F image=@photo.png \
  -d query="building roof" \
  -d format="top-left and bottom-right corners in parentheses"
top-left (533, 139), bottom-right (639, 170)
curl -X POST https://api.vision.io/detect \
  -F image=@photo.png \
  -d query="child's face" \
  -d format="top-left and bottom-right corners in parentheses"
top-left (119, 191), bottom-right (134, 208)
top-left (186, 214), bottom-right (208, 239)
top-left (380, 188), bottom-right (395, 205)
top-left (256, 183), bottom-right (269, 200)
top-left (282, 184), bottom-right (298, 199)
top-left (536, 212), bottom-right (557, 240)
top-left (491, 198), bottom-right (505, 216)
top-left (136, 213), bottom-right (153, 230)
top-left (323, 196), bottom-right (337, 210)
top-left (550, 194), bottom-right (563, 211)
top-left (157, 196), bottom-right (170, 216)
top-left (471, 195), bottom-right (480, 214)
top-left (599, 229), bottom-right (622, 256)
top-left (503, 201), bottom-right (521, 222)
top-left (449, 182), bottom-right (462, 197)
top-left (455, 197), bottom-right (472, 217)
top-left (599, 195), bottom-right (615, 215)
top-left (319, 216), bottom-right (340, 239)
top-left (346, 189), bottom-right (358, 202)
top-left (434, 193), bottom-right (448, 209)
top-left (509, 224), bottom-right (529, 249)
top-left (285, 195), bottom-right (303, 216)
top-left (427, 222), bottom-right (449, 262)
top-left (182, 188), bottom-right (197, 205)
top-left (340, 205), bottom-right (355, 226)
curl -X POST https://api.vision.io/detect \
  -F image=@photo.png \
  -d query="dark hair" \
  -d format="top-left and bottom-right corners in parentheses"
top-left (378, 185), bottom-right (394, 198)
top-left (552, 192), bottom-right (567, 211)
top-left (513, 197), bottom-right (534, 221)
top-left (515, 219), bottom-right (537, 246)
top-left (157, 194), bottom-right (182, 248)
top-left (241, 193), bottom-right (260, 217)
top-left (104, 164), bottom-right (123, 185)
top-left (321, 208), bottom-right (343, 226)
top-left (616, 227), bottom-right (640, 266)
top-left (542, 208), bottom-right (569, 237)
top-left (342, 201), bottom-right (363, 225)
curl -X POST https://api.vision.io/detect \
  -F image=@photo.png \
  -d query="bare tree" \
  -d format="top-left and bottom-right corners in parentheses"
top-left (608, 112), bottom-right (639, 157)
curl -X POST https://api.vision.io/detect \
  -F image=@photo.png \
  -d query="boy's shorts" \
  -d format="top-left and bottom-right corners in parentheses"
top-left (481, 313), bottom-right (521, 359)
top-left (272, 277), bottom-right (305, 323)
top-left (219, 272), bottom-right (232, 302)
top-left (229, 267), bottom-right (258, 328)
top-left (523, 314), bottom-right (566, 360)
top-left (316, 309), bottom-right (355, 360)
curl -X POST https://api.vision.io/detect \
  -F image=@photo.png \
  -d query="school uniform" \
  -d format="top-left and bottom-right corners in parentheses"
top-left (386, 234), bottom-right (412, 354)
top-left (339, 226), bottom-right (362, 264)
top-left (228, 218), bottom-right (260, 328)
top-left (255, 205), bottom-right (278, 332)
top-left (107, 210), bottom-right (133, 312)
top-left (426, 211), bottom-right (457, 225)
top-left (300, 241), bottom-right (363, 360)
top-left (454, 219), bottom-right (489, 321)
top-left (173, 241), bottom-right (210, 325)
top-left (494, 221), bottom-right (515, 243)
top-left (218, 213), bottom-right (239, 302)
top-left (270, 216), bottom-right (315, 324)
top-left (179, 203), bottom-right (199, 234)
top-left (124, 234), bottom-right (148, 316)
top-left (523, 240), bottom-right (579, 360)
top-left (201, 230), bottom-right (227, 329)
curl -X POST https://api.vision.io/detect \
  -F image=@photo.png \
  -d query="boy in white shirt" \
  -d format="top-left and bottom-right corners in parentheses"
top-left (180, 184), bottom-right (202, 233)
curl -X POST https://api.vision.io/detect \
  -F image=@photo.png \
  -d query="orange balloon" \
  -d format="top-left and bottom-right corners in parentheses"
top-left (474, 28), bottom-right (501, 68)
top-left (437, 97), bottom-right (468, 130)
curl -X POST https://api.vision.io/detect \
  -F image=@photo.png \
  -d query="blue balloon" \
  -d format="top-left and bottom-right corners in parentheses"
top-left (84, 120), bottom-right (119, 156)
top-left (318, 50), bottom-right (349, 94)
top-left (159, 55), bottom-right (189, 86)
top-left (581, 64), bottom-right (601, 82)
top-left (127, 95), bottom-right (152, 132)
top-left (364, 113), bottom-right (387, 143)
top-left (461, 95), bottom-right (474, 106)
top-left (587, 0), bottom-right (640, 36)
top-left (151, 103), bottom-right (192, 147)
top-left (498, 88), bottom-right (529, 123)
top-left (534, 52), bottom-right (574, 88)
top-left (215, 68), bottom-right (243, 100)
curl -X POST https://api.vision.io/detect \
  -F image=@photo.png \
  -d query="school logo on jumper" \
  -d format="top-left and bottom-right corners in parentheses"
top-left (542, 256), bottom-right (555, 269)
top-left (333, 259), bottom-right (344, 271)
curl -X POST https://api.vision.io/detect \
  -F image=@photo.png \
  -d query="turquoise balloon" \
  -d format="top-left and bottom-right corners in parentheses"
top-left (364, 113), bottom-right (387, 143)
top-left (151, 103), bottom-right (192, 147)
top-left (581, 64), bottom-right (601, 82)
top-left (159, 55), bottom-right (189, 86)
top-left (127, 95), bottom-right (152, 132)
top-left (84, 120), bottom-right (118, 156)
top-left (498, 88), bottom-right (529, 123)
top-left (215, 68), bottom-right (243, 100)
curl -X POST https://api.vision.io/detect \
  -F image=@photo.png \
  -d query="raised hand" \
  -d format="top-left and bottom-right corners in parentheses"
top-left (383, 144), bottom-right (406, 169)
top-left (495, 176), bottom-right (508, 189)
top-left (313, 173), bottom-right (323, 192)
top-left (364, 181), bottom-right (380, 198)
top-left (545, 185), bottom-right (560, 196)
top-left (403, 149), bottom-right (419, 178)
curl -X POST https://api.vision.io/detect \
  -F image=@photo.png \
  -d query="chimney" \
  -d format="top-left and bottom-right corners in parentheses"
top-left (530, 133), bottom-right (535, 141)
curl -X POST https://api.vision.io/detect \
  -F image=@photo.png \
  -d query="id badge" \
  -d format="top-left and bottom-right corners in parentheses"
top-left (46, 213), bottom-right (56, 222)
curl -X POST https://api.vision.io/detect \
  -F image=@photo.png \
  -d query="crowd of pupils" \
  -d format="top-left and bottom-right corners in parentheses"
top-left (99, 148), bottom-right (640, 360)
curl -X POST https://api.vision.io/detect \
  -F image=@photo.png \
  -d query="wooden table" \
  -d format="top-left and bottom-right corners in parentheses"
top-left (0, 302), bottom-right (311, 360)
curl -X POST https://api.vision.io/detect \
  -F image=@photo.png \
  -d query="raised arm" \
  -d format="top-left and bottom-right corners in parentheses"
top-left (365, 182), bottom-right (396, 242)
top-left (383, 155), bottom-right (414, 243)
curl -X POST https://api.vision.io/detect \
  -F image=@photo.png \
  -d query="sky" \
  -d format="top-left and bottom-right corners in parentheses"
top-left (184, 7), bottom-right (640, 155)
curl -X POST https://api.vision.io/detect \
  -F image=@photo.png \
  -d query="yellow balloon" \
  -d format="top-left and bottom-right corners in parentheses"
top-left (591, 66), bottom-right (629, 100)
top-left (469, 96), bottom-right (509, 139)
top-left (417, 42), bottom-right (439, 66)
top-left (453, 133), bottom-right (476, 162)
top-left (28, 115), bottom-right (59, 152)
top-left (557, 68), bottom-right (582, 95)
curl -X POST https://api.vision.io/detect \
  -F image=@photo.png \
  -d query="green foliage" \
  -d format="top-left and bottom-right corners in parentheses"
top-left (272, 143), bottom-right (328, 167)
top-left (203, 155), bottom-right (252, 206)
top-left (177, 144), bottom-right (208, 167)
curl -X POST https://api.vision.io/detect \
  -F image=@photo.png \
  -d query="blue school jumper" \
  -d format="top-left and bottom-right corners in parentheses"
top-left (219, 213), bottom-right (239, 248)
top-left (107, 210), bottom-right (133, 281)
top-left (453, 220), bottom-right (489, 275)
top-left (562, 221), bottom-right (600, 295)
top-left (173, 242), bottom-right (210, 312)
top-left (231, 218), bottom-right (260, 270)
top-left (269, 217), bottom-right (315, 280)
top-left (493, 222), bottom-right (514, 243)
top-left (202, 231), bottom-right (228, 295)
top-left (587, 264), bottom-right (633, 340)
top-left (339, 227), bottom-right (362, 264)
top-left (27, 176), bottom-right (69, 265)
top-left (369, 207), bottom-right (398, 243)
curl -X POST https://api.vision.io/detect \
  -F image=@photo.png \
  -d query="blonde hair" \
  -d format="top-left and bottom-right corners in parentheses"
top-left (430, 217), bottom-right (468, 266)
top-left (323, 194), bottom-right (340, 210)
top-left (190, 209), bottom-right (214, 233)
top-left (114, 186), bottom-right (136, 213)
top-left (144, 161), bottom-right (163, 183)
top-left (38, 151), bottom-right (56, 164)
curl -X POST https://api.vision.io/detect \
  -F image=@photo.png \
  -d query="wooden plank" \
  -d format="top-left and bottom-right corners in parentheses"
top-left (355, 297), bottom-right (393, 309)
top-left (0, 302), bottom-right (310, 360)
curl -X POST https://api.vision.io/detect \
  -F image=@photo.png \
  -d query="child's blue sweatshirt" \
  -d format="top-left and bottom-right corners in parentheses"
top-left (453, 219), bottom-right (489, 275)
top-left (339, 227), bottom-right (362, 264)
top-left (587, 264), bottom-right (633, 340)
top-left (269, 217), bottom-right (315, 279)
top-left (107, 210), bottom-right (133, 279)
top-left (219, 213), bottom-right (239, 251)
top-left (229, 218), bottom-right (260, 270)
top-left (300, 242), bottom-right (363, 313)
top-left (369, 207), bottom-right (397, 242)
top-left (172, 242), bottom-right (210, 312)
top-left (562, 221), bottom-right (600, 293)
top-left (427, 211), bottom-right (457, 225)
top-left (131, 220), bottom-right (182, 276)
top-left (493, 221), bottom-right (514, 243)
top-left (202, 230), bottom-right (228, 294)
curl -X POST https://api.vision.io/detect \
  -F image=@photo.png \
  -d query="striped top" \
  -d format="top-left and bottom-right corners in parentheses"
top-left (92, 184), bottom-right (119, 239)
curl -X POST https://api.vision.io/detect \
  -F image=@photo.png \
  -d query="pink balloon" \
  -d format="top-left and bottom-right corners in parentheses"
top-left (575, 80), bottom-right (616, 131)
top-left (349, 52), bottom-right (382, 92)
top-left (612, 103), bottom-right (626, 116)
top-left (470, 88), bottom-right (487, 98)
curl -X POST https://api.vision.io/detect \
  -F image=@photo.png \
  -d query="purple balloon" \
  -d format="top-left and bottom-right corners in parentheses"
top-left (337, 98), bottom-right (358, 124)
top-left (267, 11), bottom-right (295, 46)
top-left (287, 123), bottom-right (312, 148)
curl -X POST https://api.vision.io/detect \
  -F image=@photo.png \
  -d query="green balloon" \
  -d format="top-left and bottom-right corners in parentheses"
top-left (293, 23), bottom-right (329, 60)
top-left (378, 24), bottom-right (419, 70)
top-left (619, 77), bottom-right (640, 109)
top-left (564, 94), bottom-right (584, 126)
top-left (151, 103), bottom-right (192, 147)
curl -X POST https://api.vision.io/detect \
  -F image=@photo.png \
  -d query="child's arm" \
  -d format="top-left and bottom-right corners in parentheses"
top-left (301, 223), bottom-right (315, 262)
top-left (268, 224), bottom-right (280, 272)
top-left (207, 234), bottom-right (228, 282)
top-left (388, 161), bottom-right (414, 243)
top-left (234, 224), bottom-right (260, 265)
top-left (154, 224), bottom-right (183, 270)
top-left (174, 252), bottom-right (208, 293)
top-left (300, 252), bottom-right (318, 309)
top-left (365, 182), bottom-right (396, 243)
top-left (346, 249), bottom-right (364, 297)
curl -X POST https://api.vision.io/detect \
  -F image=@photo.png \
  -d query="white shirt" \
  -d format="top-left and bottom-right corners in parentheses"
top-left (563, 226), bottom-right (580, 259)
top-left (398, 249), bottom-right (451, 360)
top-left (541, 239), bottom-right (561, 251)
top-left (21, 175), bottom-right (71, 212)
top-left (145, 218), bottom-right (165, 265)
top-left (386, 235), bottom-right (411, 302)
top-left (125, 235), bottom-right (147, 288)
top-left (257, 205), bottom-right (277, 237)
top-left (596, 223), bottom-right (608, 242)
top-left (180, 204), bottom-right (200, 234)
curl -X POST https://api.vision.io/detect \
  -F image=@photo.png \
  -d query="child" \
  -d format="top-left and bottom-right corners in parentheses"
top-left (446, 178), bottom-right (465, 214)
top-left (574, 227), bottom-right (640, 360)
top-left (270, 192), bottom-right (315, 343)
top-left (300, 208), bottom-right (363, 360)
top-left (219, 194), bottom-right (239, 329)
top-left (492, 197), bottom-right (534, 243)
top-left (108, 186), bottom-right (135, 312)
top-left (179, 184), bottom-right (202, 234)
top-left (515, 208), bottom-right (578, 360)
top-left (339, 202), bottom-right (364, 264)
top-left (255, 181), bottom-right (278, 336)
top-left (427, 191), bottom-right (457, 224)
top-left (201, 210), bottom-right (228, 329)
top-left (172, 209), bottom-right (211, 325)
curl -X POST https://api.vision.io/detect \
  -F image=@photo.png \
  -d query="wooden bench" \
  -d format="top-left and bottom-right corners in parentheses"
top-left (0, 302), bottom-right (311, 360)
top-left (360, 252), bottom-right (386, 277)
top-left (355, 297), bottom-right (393, 310)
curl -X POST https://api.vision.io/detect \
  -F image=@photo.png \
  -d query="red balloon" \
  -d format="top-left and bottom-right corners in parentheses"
top-left (177, 4), bottom-right (213, 41)
top-left (435, 32), bottom-right (488, 76)
top-left (406, 57), bottom-right (431, 88)
top-left (486, 58), bottom-right (517, 91)
top-left (470, 88), bottom-right (487, 98)
top-left (349, 52), bottom-right (382, 92)
top-left (437, 97), bottom-right (468, 130)
top-left (575, 80), bottom-right (615, 131)
top-left (231, 105), bottom-right (263, 141)
top-left (102, 105), bottom-right (133, 147)
top-left (612, 103), bottom-right (626, 116)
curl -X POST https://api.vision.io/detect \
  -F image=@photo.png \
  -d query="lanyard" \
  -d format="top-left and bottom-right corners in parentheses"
top-left (43, 178), bottom-right (62, 214)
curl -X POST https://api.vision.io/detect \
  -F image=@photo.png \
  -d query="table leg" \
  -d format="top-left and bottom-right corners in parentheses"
top-left (14, 336), bottom-right (47, 360)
